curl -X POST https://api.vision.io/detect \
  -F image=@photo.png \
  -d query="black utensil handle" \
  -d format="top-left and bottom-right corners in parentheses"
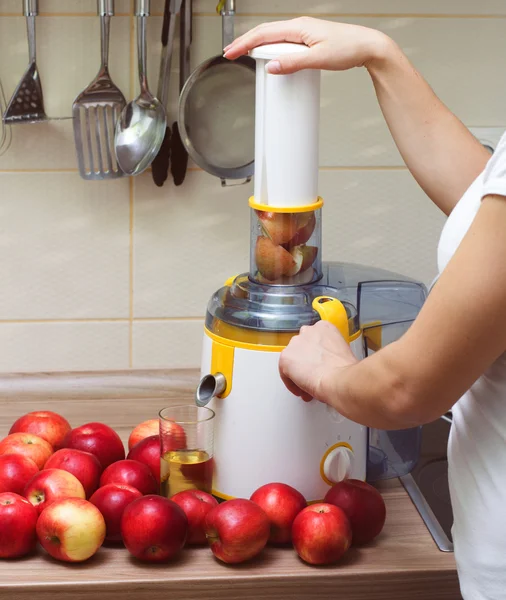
top-left (151, 126), bottom-right (172, 187)
top-left (170, 122), bottom-right (189, 186)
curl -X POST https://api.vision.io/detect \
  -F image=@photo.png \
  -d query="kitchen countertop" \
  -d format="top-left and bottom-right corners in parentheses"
top-left (0, 369), bottom-right (460, 600)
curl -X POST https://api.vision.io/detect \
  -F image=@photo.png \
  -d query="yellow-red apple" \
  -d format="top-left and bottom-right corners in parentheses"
top-left (36, 498), bottom-right (106, 562)
top-left (24, 468), bottom-right (86, 514)
top-left (0, 433), bottom-right (53, 469)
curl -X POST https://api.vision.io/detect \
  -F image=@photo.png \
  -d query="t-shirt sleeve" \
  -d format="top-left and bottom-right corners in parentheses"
top-left (482, 133), bottom-right (506, 199)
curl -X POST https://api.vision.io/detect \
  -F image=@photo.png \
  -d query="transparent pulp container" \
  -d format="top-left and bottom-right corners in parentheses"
top-left (159, 406), bottom-right (215, 498)
top-left (251, 206), bottom-right (322, 285)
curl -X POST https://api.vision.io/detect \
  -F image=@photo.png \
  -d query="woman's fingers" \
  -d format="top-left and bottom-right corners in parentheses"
top-left (224, 20), bottom-right (306, 59)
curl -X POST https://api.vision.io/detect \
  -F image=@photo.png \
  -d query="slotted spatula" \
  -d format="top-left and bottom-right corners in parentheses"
top-left (72, 0), bottom-right (126, 180)
top-left (3, 0), bottom-right (46, 124)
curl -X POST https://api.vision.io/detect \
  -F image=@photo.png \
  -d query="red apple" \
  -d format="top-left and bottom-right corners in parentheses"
top-left (0, 492), bottom-right (38, 558)
top-left (0, 432), bottom-right (53, 469)
top-left (24, 468), bottom-right (86, 514)
top-left (0, 454), bottom-right (39, 495)
top-left (286, 212), bottom-right (316, 247)
top-left (128, 419), bottom-right (159, 450)
top-left (45, 449), bottom-right (102, 498)
top-left (171, 490), bottom-right (218, 545)
top-left (292, 503), bottom-right (352, 565)
top-left (250, 482), bottom-right (307, 544)
top-left (257, 211), bottom-right (298, 245)
top-left (127, 435), bottom-right (160, 483)
top-left (37, 498), bottom-right (106, 562)
top-left (100, 459), bottom-right (157, 495)
top-left (121, 495), bottom-right (188, 562)
top-left (255, 236), bottom-right (298, 281)
top-left (205, 498), bottom-right (270, 564)
top-left (324, 479), bottom-right (386, 545)
top-left (89, 484), bottom-right (142, 543)
top-left (62, 422), bottom-right (125, 469)
top-left (10, 411), bottom-right (71, 450)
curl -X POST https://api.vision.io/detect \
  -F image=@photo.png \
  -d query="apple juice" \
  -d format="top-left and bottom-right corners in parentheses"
top-left (160, 449), bottom-right (214, 498)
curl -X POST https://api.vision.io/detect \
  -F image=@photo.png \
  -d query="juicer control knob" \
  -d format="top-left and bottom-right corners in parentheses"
top-left (323, 445), bottom-right (354, 484)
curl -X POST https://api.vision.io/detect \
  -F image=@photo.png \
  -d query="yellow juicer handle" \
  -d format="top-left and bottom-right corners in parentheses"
top-left (312, 297), bottom-right (350, 344)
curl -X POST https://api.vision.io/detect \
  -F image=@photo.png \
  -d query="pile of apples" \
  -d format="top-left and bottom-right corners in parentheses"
top-left (0, 410), bottom-right (386, 567)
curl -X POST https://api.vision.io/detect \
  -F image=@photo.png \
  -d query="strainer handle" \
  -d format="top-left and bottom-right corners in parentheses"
top-left (24, 0), bottom-right (37, 16)
top-left (221, 0), bottom-right (235, 48)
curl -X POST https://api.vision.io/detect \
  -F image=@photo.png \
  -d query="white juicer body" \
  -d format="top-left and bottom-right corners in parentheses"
top-left (201, 332), bottom-right (368, 502)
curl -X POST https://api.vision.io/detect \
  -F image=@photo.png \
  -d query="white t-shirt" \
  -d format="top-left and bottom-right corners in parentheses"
top-left (437, 133), bottom-right (506, 600)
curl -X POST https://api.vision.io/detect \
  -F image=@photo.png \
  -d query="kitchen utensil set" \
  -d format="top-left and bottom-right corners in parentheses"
top-left (2, 0), bottom-right (250, 187)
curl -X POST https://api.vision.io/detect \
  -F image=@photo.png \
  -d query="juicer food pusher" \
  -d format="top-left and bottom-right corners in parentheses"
top-left (196, 43), bottom-right (427, 502)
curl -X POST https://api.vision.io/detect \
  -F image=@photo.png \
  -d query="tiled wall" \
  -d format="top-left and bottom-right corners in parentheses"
top-left (0, 0), bottom-right (504, 372)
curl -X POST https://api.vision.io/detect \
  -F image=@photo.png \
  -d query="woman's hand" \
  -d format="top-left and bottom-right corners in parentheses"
top-left (224, 17), bottom-right (391, 74)
top-left (279, 320), bottom-right (358, 404)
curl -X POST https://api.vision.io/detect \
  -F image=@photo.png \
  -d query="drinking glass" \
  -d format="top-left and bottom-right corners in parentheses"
top-left (159, 405), bottom-right (215, 498)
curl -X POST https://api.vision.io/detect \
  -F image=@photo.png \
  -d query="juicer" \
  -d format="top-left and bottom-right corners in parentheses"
top-left (195, 43), bottom-right (427, 502)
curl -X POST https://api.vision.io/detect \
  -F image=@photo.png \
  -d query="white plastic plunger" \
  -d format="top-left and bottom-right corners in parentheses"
top-left (250, 43), bottom-right (321, 208)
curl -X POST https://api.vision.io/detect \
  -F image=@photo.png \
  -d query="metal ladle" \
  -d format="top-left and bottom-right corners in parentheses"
top-left (115, 0), bottom-right (166, 176)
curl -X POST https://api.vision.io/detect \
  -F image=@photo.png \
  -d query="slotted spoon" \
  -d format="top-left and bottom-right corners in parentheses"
top-left (3, 0), bottom-right (46, 125)
top-left (72, 0), bottom-right (126, 180)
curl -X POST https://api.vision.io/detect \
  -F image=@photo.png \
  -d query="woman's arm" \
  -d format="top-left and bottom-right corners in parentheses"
top-left (225, 17), bottom-right (490, 215)
top-left (279, 193), bottom-right (506, 430)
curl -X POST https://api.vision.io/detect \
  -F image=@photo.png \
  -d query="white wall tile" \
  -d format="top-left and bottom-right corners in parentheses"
top-left (320, 169), bottom-right (445, 285)
top-left (0, 173), bottom-right (130, 319)
top-left (132, 320), bottom-right (204, 368)
top-left (133, 170), bottom-right (251, 318)
top-left (0, 321), bottom-right (129, 372)
top-left (0, 16), bottom-right (131, 121)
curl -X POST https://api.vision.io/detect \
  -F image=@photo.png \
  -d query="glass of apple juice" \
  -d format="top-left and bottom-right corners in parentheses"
top-left (159, 405), bottom-right (215, 498)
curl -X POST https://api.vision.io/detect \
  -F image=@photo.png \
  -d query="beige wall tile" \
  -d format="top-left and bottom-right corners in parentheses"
top-left (0, 173), bottom-right (130, 319)
top-left (151, 0), bottom-right (506, 16)
top-left (320, 169), bottom-right (445, 285)
top-left (0, 321), bottom-right (129, 372)
top-left (0, 120), bottom-right (78, 170)
top-left (0, 16), bottom-right (131, 120)
top-left (0, 1), bottom-right (131, 14)
top-left (132, 319), bottom-right (204, 368)
top-left (133, 170), bottom-right (251, 318)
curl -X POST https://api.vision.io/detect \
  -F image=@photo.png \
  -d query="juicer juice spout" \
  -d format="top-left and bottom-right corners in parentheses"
top-left (195, 373), bottom-right (227, 407)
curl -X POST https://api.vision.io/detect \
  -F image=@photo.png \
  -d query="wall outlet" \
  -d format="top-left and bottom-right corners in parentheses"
top-left (468, 127), bottom-right (505, 153)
